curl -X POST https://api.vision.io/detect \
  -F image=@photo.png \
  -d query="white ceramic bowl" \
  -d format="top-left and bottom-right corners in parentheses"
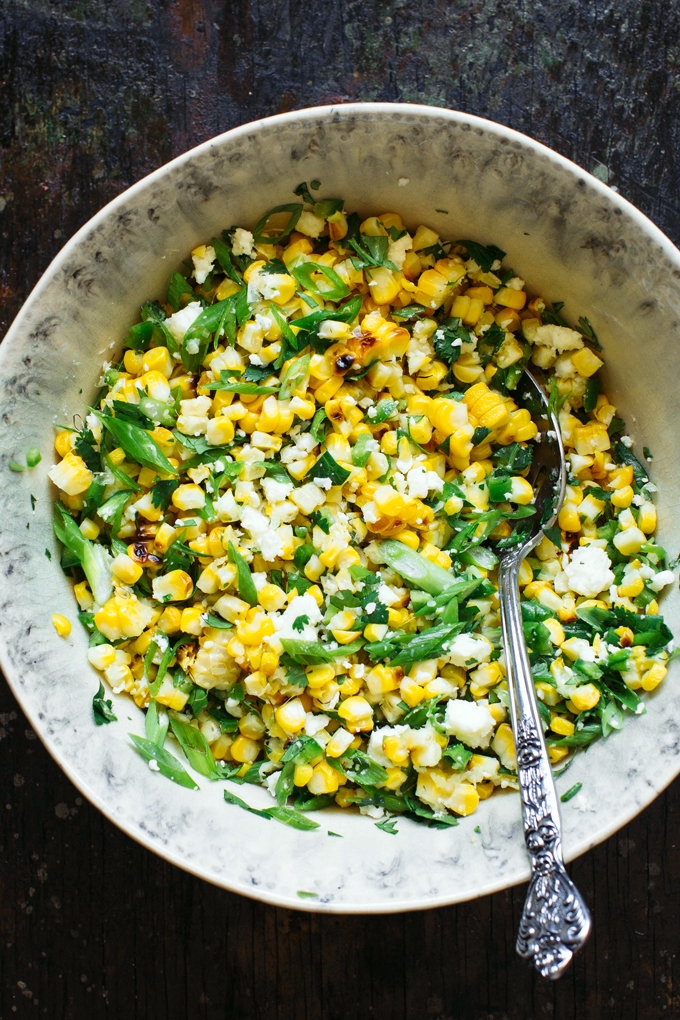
top-left (2, 104), bottom-right (680, 913)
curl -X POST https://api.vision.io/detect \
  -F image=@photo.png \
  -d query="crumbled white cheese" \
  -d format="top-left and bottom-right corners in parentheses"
top-left (619, 435), bottom-right (633, 448)
top-left (529, 324), bottom-right (584, 352)
top-left (165, 301), bottom-right (203, 342)
top-left (406, 466), bottom-right (444, 499)
top-left (192, 245), bottom-right (216, 285)
top-left (386, 232), bottom-right (413, 270)
top-left (273, 593), bottom-right (322, 642)
top-left (261, 477), bottom-right (293, 505)
top-left (563, 545), bottom-right (614, 598)
top-left (446, 633), bottom-right (493, 667)
top-left (231, 227), bottom-right (257, 258)
top-left (650, 569), bottom-right (675, 593)
top-left (444, 700), bottom-right (496, 749)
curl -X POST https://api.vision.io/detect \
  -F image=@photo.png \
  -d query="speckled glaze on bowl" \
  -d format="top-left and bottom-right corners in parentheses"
top-left (2, 104), bottom-right (680, 914)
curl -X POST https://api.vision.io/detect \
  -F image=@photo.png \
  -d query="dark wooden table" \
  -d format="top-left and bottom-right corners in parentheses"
top-left (2, 2), bottom-right (680, 1017)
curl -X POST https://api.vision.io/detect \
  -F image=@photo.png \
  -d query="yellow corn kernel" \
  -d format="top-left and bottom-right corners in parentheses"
top-left (452, 354), bottom-right (485, 384)
top-left (172, 483), bottom-right (206, 511)
top-left (48, 452), bottom-right (94, 495)
top-left (569, 683), bottom-right (600, 712)
top-left (414, 268), bottom-right (449, 309)
top-left (206, 416), bottom-right (235, 446)
top-left (180, 606), bottom-right (204, 635)
top-left (365, 665), bottom-right (401, 694)
top-left (509, 476), bottom-right (534, 504)
top-left (536, 680), bottom-right (562, 707)
top-left (158, 606), bottom-right (182, 635)
top-left (491, 723), bottom-right (517, 770)
top-left (518, 559), bottom-right (533, 586)
top-left (548, 746), bottom-right (569, 764)
top-left (152, 569), bottom-right (193, 602)
top-left (51, 613), bottom-right (71, 638)
top-left (239, 713), bottom-right (266, 740)
top-left (154, 523), bottom-right (177, 554)
top-left (111, 553), bottom-right (143, 585)
top-left (364, 622), bottom-right (389, 643)
top-left (613, 526), bottom-right (646, 556)
top-left (54, 430), bottom-right (74, 457)
top-left (417, 360), bottom-right (448, 390)
top-left (558, 502), bottom-right (581, 532)
top-left (641, 662), bottom-right (667, 691)
top-left (618, 574), bottom-right (644, 598)
top-left (154, 677), bottom-right (190, 711)
top-left (495, 286), bottom-right (527, 310)
top-left (611, 485), bottom-right (634, 509)
top-left (608, 465), bottom-right (634, 489)
top-left (572, 422), bottom-right (611, 456)
top-left (275, 697), bottom-right (307, 734)
top-left (294, 763), bottom-right (314, 787)
top-left (230, 735), bottom-right (261, 764)
top-left (87, 644), bottom-right (117, 670)
top-left (638, 502), bottom-right (657, 534)
top-left (307, 760), bottom-right (341, 795)
top-left (400, 676), bottom-right (427, 708)
top-left (337, 695), bottom-right (374, 732)
top-left (258, 583), bottom-right (287, 612)
top-left (211, 733), bottom-right (234, 760)
top-left (367, 266), bottom-right (402, 304)
top-left (550, 715), bottom-right (575, 737)
top-left (571, 347), bottom-right (604, 378)
top-left (74, 580), bottom-right (94, 611)
top-left (544, 618), bottom-right (565, 645)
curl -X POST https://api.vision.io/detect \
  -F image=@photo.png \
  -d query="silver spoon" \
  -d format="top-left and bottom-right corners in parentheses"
top-left (497, 369), bottom-right (591, 979)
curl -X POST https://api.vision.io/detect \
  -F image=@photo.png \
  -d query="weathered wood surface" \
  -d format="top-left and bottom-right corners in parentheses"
top-left (2, 1), bottom-right (680, 1017)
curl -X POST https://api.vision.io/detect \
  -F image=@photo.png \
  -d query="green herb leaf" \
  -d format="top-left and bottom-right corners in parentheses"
top-left (223, 787), bottom-right (272, 817)
top-left (307, 450), bottom-right (351, 486)
top-left (432, 318), bottom-right (470, 363)
top-left (279, 353), bottom-right (311, 400)
top-left (454, 240), bottom-right (505, 272)
top-left (265, 806), bottom-right (320, 830)
top-left (291, 262), bottom-right (350, 301)
top-left (442, 743), bottom-right (473, 770)
top-left (93, 682), bottom-right (117, 725)
top-left (167, 272), bottom-right (195, 312)
top-left (380, 539), bottom-right (456, 596)
top-left (228, 541), bottom-right (258, 606)
top-left (169, 717), bottom-right (223, 780)
top-left (130, 734), bottom-right (199, 789)
top-left (151, 479), bottom-right (180, 511)
top-left (252, 203), bottom-right (303, 245)
top-left (280, 638), bottom-right (364, 665)
top-left (375, 817), bottom-right (399, 834)
top-left (310, 408), bottom-right (329, 443)
top-left (26, 447), bottom-right (42, 468)
top-left (95, 412), bottom-right (177, 476)
top-left (145, 700), bottom-right (169, 746)
top-left (368, 399), bottom-right (398, 424)
top-left (578, 316), bottom-right (603, 351)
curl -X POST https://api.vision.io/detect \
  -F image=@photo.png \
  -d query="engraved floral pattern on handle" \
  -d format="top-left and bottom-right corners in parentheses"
top-left (514, 717), bottom-right (592, 979)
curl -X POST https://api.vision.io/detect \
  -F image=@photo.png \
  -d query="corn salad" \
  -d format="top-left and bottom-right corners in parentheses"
top-left (49, 192), bottom-right (676, 829)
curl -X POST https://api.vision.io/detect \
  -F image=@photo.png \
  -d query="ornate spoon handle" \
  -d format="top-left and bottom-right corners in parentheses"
top-left (498, 549), bottom-right (592, 979)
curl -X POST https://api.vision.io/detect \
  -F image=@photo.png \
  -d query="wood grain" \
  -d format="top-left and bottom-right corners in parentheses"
top-left (2, 1), bottom-right (680, 1016)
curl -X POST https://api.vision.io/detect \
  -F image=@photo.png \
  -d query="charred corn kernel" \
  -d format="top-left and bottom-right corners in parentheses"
top-left (111, 554), bottom-right (143, 585)
top-left (569, 683), bottom-right (600, 712)
top-left (495, 286), bottom-right (527, 310)
top-left (638, 502), bottom-right (657, 533)
top-left (52, 613), bottom-right (71, 637)
top-left (571, 347), bottom-right (604, 377)
top-left (74, 580), bottom-right (94, 611)
top-left (275, 697), bottom-right (307, 734)
top-left (550, 715), bottom-right (575, 737)
top-left (294, 763), bottom-right (314, 786)
top-left (307, 760), bottom-right (341, 795)
top-left (152, 569), bottom-right (193, 602)
top-left (611, 485), bottom-right (634, 508)
top-left (337, 695), bottom-right (374, 732)
top-left (180, 606), bottom-right (204, 635)
top-left (230, 735), bottom-right (261, 763)
top-left (641, 662), bottom-right (667, 691)
top-left (365, 665), bottom-right (401, 694)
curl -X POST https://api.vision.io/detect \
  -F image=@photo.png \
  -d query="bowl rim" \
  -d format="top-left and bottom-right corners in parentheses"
top-left (2, 101), bottom-right (680, 913)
